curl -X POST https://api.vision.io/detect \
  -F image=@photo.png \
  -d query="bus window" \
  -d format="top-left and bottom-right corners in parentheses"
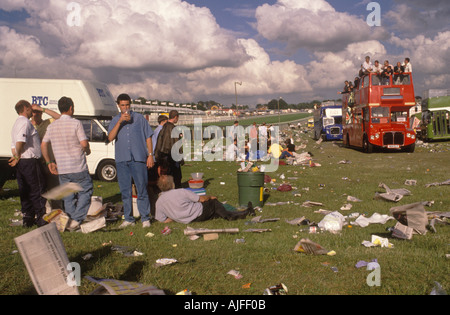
top-left (363, 75), bottom-right (369, 87)
top-left (391, 111), bottom-right (408, 122)
top-left (371, 107), bottom-right (390, 123)
top-left (393, 74), bottom-right (411, 85)
top-left (372, 75), bottom-right (381, 86)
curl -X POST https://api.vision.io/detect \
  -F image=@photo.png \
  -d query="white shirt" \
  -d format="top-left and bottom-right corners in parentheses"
top-left (11, 116), bottom-right (41, 159)
top-left (403, 62), bottom-right (412, 72)
top-left (373, 64), bottom-right (383, 74)
top-left (363, 61), bottom-right (373, 71)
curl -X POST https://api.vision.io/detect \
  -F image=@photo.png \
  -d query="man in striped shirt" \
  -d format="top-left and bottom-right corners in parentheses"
top-left (41, 97), bottom-right (93, 230)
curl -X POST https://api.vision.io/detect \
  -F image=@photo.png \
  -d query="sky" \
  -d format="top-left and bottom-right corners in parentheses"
top-left (0, 0), bottom-right (449, 107)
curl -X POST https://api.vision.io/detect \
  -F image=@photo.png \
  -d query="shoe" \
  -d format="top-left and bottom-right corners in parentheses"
top-left (119, 220), bottom-right (135, 229)
top-left (142, 220), bottom-right (151, 228)
top-left (67, 220), bottom-right (80, 232)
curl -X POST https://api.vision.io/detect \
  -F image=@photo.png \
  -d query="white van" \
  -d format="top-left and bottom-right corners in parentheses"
top-left (0, 78), bottom-right (119, 182)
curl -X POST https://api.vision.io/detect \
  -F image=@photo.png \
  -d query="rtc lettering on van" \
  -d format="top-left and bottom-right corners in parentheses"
top-left (32, 96), bottom-right (49, 106)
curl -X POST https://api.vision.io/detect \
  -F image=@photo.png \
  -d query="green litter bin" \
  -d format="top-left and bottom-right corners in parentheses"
top-left (237, 172), bottom-right (265, 207)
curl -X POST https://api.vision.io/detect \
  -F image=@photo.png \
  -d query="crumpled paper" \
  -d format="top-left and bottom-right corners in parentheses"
top-left (351, 213), bottom-right (394, 228)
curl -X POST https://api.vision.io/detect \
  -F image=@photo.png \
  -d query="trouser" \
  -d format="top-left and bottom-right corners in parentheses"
top-left (193, 199), bottom-right (252, 222)
top-left (117, 160), bottom-right (151, 223)
top-left (40, 158), bottom-right (62, 210)
top-left (15, 158), bottom-right (47, 227)
top-left (59, 170), bottom-right (93, 223)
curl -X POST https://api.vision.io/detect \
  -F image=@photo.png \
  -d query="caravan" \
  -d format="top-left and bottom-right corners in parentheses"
top-left (0, 78), bottom-right (119, 182)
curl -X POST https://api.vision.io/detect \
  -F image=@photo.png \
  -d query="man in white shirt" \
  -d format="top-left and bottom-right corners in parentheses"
top-left (42, 97), bottom-right (93, 230)
top-left (403, 58), bottom-right (412, 73)
top-left (9, 100), bottom-right (47, 227)
top-left (361, 56), bottom-right (373, 75)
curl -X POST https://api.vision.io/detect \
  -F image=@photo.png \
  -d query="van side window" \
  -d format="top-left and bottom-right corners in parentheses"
top-left (80, 119), bottom-right (106, 142)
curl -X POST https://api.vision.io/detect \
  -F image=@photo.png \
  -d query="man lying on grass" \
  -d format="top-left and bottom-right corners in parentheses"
top-left (155, 175), bottom-right (255, 224)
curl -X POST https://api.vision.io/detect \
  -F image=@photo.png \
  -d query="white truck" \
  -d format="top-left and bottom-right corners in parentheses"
top-left (0, 78), bottom-right (119, 183)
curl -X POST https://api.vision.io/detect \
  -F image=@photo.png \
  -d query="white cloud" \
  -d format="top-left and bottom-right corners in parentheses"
top-left (255, 0), bottom-right (389, 52)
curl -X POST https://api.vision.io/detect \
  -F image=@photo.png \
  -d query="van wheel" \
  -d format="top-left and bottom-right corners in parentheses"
top-left (96, 160), bottom-right (117, 182)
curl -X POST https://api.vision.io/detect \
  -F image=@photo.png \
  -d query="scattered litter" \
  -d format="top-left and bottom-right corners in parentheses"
top-left (374, 183), bottom-right (411, 202)
top-left (277, 184), bottom-right (292, 192)
top-left (299, 226), bottom-right (321, 234)
top-left (350, 213), bottom-right (394, 228)
top-left (176, 289), bottom-right (192, 295)
top-left (145, 232), bottom-right (155, 238)
top-left (318, 211), bottom-right (345, 234)
top-left (347, 195), bottom-right (362, 202)
top-left (82, 253), bottom-right (93, 261)
top-left (43, 209), bottom-right (70, 232)
top-left (338, 160), bottom-right (352, 164)
top-left (302, 201), bottom-right (323, 207)
top-left (86, 276), bottom-right (165, 295)
top-left (203, 233), bottom-right (219, 241)
top-left (154, 258), bottom-right (178, 268)
top-left (227, 270), bottom-right (243, 279)
top-left (361, 235), bottom-right (393, 248)
top-left (404, 179), bottom-right (417, 186)
top-left (242, 283), bottom-right (252, 289)
top-left (340, 203), bottom-right (352, 211)
top-left (42, 182), bottom-right (82, 200)
top-left (243, 228), bottom-right (272, 233)
top-left (355, 259), bottom-right (378, 269)
top-left (263, 283), bottom-right (288, 295)
top-left (390, 202), bottom-right (429, 235)
top-left (184, 227), bottom-right (239, 236)
top-left (391, 222), bottom-right (413, 240)
top-left (111, 245), bottom-right (139, 257)
top-left (430, 282), bottom-right (447, 295)
top-left (80, 217), bottom-right (106, 234)
top-left (235, 238), bottom-right (246, 244)
top-left (251, 216), bottom-right (280, 223)
top-left (294, 238), bottom-right (334, 255)
top-left (425, 179), bottom-right (450, 188)
top-left (161, 226), bottom-right (172, 235)
top-left (285, 216), bottom-right (307, 225)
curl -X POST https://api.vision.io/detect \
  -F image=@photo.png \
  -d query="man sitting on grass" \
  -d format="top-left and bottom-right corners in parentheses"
top-left (155, 175), bottom-right (255, 224)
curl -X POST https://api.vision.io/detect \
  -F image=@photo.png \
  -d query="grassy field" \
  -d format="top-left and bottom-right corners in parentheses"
top-left (0, 127), bottom-right (449, 295)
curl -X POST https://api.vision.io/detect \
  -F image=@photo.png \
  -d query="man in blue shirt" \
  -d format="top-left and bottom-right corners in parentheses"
top-left (108, 94), bottom-right (154, 228)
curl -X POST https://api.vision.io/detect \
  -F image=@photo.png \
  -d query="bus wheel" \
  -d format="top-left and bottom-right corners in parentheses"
top-left (363, 136), bottom-right (373, 153)
top-left (96, 160), bottom-right (117, 182)
top-left (403, 143), bottom-right (415, 153)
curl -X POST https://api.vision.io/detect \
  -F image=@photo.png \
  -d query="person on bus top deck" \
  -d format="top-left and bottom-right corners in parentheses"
top-left (394, 61), bottom-right (405, 84)
top-left (381, 65), bottom-right (394, 85)
top-left (361, 56), bottom-right (373, 76)
top-left (337, 81), bottom-right (350, 94)
top-left (354, 77), bottom-right (360, 90)
top-left (403, 58), bottom-right (412, 73)
top-left (383, 60), bottom-right (393, 71)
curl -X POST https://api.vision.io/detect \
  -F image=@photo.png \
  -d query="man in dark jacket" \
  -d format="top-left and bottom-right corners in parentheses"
top-left (154, 110), bottom-right (182, 188)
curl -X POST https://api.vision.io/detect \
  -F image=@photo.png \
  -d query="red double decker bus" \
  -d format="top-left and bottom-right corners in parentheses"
top-left (342, 72), bottom-right (417, 153)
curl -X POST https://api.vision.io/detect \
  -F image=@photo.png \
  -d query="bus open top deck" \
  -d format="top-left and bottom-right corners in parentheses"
top-left (342, 72), bottom-right (417, 152)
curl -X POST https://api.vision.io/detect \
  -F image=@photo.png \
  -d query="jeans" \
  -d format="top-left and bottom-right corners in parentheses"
top-left (117, 160), bottom-right (151, 223)
top-left (280, 151), bottom-right (293, 159)
top-left (59, 170), bottom-right (93, 223)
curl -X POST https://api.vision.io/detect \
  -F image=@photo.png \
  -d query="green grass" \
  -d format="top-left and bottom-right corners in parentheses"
top-left (1, 130), bottom-right (449, 295)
